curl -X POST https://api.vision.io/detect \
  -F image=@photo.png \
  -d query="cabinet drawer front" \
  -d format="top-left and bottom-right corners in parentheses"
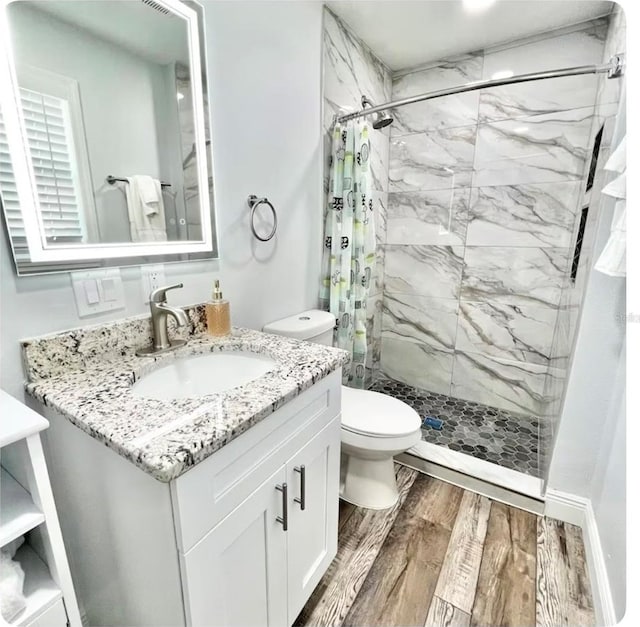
top-left (172, 371), bottom-right (341, 552)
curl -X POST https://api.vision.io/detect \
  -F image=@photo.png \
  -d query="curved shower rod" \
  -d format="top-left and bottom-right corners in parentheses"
top-left (336, 54), bottom-right (625, 125)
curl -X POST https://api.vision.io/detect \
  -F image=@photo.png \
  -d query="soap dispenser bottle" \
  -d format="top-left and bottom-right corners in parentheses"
top-left (206, 280), bottom-right (231, 336)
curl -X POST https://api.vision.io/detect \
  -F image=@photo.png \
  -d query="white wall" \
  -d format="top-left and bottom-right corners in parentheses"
top-left (0, 1), bottom-right (324, 398)
top-left (590, 347), bottom-right (625, 619)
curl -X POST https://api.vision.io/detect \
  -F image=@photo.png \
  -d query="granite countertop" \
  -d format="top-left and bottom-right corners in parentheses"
top-left (22, 306), bottom-right (348, 482)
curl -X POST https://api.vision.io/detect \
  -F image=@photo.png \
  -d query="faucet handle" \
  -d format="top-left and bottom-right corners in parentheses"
top-left (149, 283), bottom-right (184, 303)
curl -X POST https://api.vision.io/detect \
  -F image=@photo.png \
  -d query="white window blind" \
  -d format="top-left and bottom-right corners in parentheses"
top-left (0, 87), bottom-right (85, 258)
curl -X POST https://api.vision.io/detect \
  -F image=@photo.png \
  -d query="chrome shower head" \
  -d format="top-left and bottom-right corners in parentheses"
top-left (372, 112), bottom-right (394, 129)
top-left (361, 95), bottom-right (394, 130)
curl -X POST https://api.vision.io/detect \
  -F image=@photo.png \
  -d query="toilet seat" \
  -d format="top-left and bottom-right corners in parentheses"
top-left (340, 386), bottom-right (421, 438)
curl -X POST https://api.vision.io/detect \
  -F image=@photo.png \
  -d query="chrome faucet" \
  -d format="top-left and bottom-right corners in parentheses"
top-left (136, 283), bottom-right (189, 357)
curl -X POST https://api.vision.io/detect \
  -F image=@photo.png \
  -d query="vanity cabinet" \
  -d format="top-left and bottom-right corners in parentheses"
top-left (36, 369), bottom-right (342, 626)
top-left (182, 417), bottom-right (339, 626)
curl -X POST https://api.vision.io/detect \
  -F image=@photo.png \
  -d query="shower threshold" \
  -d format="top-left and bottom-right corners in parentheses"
top-left (368, 377), bottom-right (546, 499)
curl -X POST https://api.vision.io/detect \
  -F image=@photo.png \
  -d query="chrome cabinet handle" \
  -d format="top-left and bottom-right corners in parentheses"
top-left (294, 465), bottom-right (306, 511)
top-left (276, 483), bottom-right (288, 531)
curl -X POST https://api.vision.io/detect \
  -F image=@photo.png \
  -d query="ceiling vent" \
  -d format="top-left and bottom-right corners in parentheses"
top-left (141, 0), bottom-right (171, 16)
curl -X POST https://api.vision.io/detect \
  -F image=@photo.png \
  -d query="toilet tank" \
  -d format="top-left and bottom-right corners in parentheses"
top-left (263, 310), bottom-right (335, 346)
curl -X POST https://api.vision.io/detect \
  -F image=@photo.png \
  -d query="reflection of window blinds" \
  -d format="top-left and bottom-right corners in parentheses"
top-left (21, 88), bottom-right (84, 240)
top-left (0, 88), bottom-right (84, 257)
top-left (0, 115), bottom-right (22, 236)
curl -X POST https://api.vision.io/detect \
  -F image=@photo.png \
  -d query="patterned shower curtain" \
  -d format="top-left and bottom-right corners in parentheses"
top-left (320, 120), bottom-right (376, 388)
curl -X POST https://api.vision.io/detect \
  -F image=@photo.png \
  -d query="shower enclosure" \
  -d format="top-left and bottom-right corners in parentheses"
top-left (322, 5), bottom-right (626, 496)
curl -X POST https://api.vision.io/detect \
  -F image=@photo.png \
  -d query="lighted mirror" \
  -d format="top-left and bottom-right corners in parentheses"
top-left (0, 0), bottom-right (218, 270)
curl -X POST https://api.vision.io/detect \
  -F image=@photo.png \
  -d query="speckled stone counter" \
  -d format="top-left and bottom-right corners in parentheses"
top-left (22, 305), bottom-right (348, 482)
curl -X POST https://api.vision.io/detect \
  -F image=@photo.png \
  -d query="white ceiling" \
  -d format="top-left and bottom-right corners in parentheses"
top-left (24, 1), bottom-right (189, 66)
top-left (326, 0), bottom-right (614, 71)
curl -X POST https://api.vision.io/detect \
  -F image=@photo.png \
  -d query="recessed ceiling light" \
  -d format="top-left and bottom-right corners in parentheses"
top-left (491, 70), bottom-right (514, 80)
top-left (177, 92), bottom-right (184, 101)
top-left (463, 0), bottom-right (497, 12)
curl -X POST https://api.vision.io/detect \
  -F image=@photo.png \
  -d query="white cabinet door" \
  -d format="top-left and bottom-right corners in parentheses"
top-left (285, 417), bottom-right (341, 621)
top-left (182, 466), bottom-right (288, 627)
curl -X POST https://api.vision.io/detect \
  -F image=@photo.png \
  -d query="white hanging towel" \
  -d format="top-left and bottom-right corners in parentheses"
top-left (594, 136), bottom-right (626, 277)
top-left (124, 175), bottom-right (168, 242)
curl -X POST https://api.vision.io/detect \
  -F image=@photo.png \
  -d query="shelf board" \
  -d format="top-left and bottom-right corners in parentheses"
top-left (0, 391), bottom-right (48, 447)
top-left (1, 467), bottom-right (46, 547)
top-left (11, 543), bottom-right (64, 626)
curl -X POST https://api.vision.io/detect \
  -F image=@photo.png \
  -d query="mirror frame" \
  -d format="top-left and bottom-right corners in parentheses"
top-left (0, 0), bottom-right (215, 263)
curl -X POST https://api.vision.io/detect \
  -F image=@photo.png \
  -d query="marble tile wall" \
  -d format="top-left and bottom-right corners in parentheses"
top-left (380, 18), bottom-right (611, 416)
top-left (322, 9), bottom-right (392, 382)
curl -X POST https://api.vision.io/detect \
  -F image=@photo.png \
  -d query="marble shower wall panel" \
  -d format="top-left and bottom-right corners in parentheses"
top-left (472, 107), bottom-right (596, 187)
top-left (322, 9), bottom-right (391, 132)
top-left (389, 126), bottom-right (477, 192)
top-left (322, 9), bottom-right (392, 381)
top-left (466, 182), bottom-right (581, 248)
top-left (456, 302), bottom-right (557, 365)
top-left (322, 9), bottom-right (391, 193)
top-left (451, 351), bottom-right (548, 416)
top-left (478, 19), bottom-right (607, 122)
top-left (382, 293), bottom-right (458, 351)
top-left (391, 54), bottom-right (482, 135)
top-left (387, 188), bottom-right (470, 246)
top-left (461, 246), bottom-right (570, 309)
top-left (379, 19), bottom-right (606, 412)
top-left (384, 245), bottom-right (464, 299)
top-left (380, 337), bottom-right (453, 395)
top-left (373, 191), bottom-right (388, 245)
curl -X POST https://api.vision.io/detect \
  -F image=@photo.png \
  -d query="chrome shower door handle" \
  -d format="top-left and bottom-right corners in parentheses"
top-left (276, 483), bottom-right (288, 531)
top-left (294, 465), bottom-right (306, 511)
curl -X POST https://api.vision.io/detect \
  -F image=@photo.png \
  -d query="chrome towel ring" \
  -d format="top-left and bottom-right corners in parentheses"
top-left (248, 195), bottom-right (278, 241)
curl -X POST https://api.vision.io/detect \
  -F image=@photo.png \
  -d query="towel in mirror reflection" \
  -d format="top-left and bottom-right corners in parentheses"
top-left (124, 175), bottom-right (168, 242)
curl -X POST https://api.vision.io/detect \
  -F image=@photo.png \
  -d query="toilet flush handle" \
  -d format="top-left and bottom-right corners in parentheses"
top-left (294, 465), bottom-right (306, 511)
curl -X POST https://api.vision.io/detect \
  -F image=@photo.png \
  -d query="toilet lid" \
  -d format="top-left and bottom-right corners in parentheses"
top-left (341, 386), bottom-right (421, 437)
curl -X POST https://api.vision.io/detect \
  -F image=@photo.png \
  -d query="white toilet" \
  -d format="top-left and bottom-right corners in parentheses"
top-left (263, 309), bottom-right (422, 510)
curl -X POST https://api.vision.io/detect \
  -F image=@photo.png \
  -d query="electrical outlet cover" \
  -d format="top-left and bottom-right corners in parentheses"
top-left (141, 264), bottom-right (166, 303)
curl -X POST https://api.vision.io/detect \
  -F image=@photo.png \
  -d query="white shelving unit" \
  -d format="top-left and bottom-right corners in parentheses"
top-left (1, 391), bottom-right (81, 627)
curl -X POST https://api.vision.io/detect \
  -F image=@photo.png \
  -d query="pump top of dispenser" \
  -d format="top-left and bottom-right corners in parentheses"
top-left (212, 280), bottom-right (223, 300)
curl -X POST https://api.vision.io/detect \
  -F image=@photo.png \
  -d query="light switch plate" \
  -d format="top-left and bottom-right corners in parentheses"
top-left (83, 279), bottom-right (100, 304)
top-left (141, 264), bottom-right (166, 304)
top-left (71, 269), bottom-right (125, 318)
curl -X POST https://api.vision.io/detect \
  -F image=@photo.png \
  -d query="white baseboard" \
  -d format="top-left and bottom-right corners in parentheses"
top-left (544, 488), bottom-right (588, 526)
top-left (545, 490), bottom-right (616, 626)
top-left (583, 501), bottom-right (617, 626)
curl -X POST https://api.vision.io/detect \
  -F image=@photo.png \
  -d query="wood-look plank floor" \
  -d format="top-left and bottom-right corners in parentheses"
top-left (297, 467), bottom-right (594, 627)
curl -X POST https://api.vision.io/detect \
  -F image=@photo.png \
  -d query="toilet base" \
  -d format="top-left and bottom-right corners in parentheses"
top-left (340, 453), bottom-right (399, 510)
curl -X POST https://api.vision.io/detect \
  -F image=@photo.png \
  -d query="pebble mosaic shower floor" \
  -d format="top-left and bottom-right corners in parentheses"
top-left (368, 377), bottom-right (544, 478)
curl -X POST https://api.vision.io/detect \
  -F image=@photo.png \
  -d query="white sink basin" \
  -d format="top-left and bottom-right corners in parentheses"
top-left (132, 351), bottom-right (277, 400)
